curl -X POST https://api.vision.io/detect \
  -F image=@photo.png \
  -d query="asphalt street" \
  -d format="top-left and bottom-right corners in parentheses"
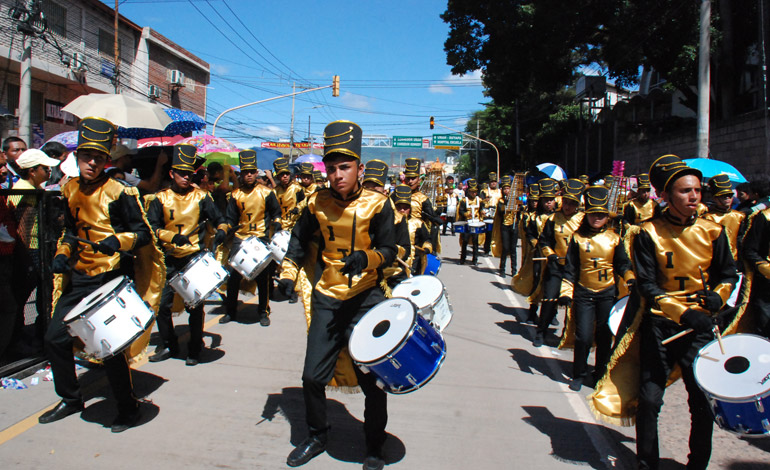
top-left (0, 234), bottom-right (768, 469)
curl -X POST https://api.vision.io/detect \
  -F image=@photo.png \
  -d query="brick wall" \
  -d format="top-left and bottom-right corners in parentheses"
top-left (147, 43), bottom-right (207, 118)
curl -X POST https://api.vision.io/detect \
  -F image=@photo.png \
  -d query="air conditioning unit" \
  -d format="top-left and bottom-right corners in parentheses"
top-left (169, 70), bottom-right (185, 87)
top-left (148, 85), bottom-right (162, 99)
top-left (71, 52), bottom-right (85, 71)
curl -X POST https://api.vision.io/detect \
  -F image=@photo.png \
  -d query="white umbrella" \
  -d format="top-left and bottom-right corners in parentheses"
top-left (535, 162), bottom-right (567, 180)
top-left (62, 93), bottom-right (172, 130)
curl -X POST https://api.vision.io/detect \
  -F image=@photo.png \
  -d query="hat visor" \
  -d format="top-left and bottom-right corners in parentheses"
top-left (77, 143), bottom-right (111, 155)
top-left (661, 168), bottom-right (703, 193)
top-left (322, 149), bottom-right (359, 162)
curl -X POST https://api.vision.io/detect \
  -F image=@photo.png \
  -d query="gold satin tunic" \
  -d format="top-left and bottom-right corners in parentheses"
top-left (703, 209), bottom-right (745, 260)
top-left (230, 186), bottom-right (277, 240)
top-left (570, 230), bottom-right (630, 292)
top-left (540, 211), bottom-right (584, 261)
top-left (626, 199), bottom-right (658, 224)
top-left (275, 182), bottom-right (305, 230)
top-left (152, 188), bottom-right (223, 258)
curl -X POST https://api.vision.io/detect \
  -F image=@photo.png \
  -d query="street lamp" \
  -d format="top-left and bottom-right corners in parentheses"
top-left (429, 118), bottom-right (500, 180)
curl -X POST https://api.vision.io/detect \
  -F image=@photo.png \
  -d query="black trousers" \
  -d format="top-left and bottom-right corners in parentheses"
top-left (499, 224), bottom-right (517, 274)
top-left (460, 233), bottom-right (478, 262)
top-left (442, 215), bottom-right (455, 235)
top-left (636, 315), bottom-right (714, 470)
top-left (536, 261), bottom-right (564, 335)
top-left (302, 288), bottom-right (387, 453)
top-left (572, 285), bottom-right (615, 380)
top-left (157, 253), bottom-right (204, 358)
top-left (43, 270), bottom-right (136, 413)
top-left (225, 238), bottom-right (270, 318)
top-left (0, 254), bottom-right (17, 358)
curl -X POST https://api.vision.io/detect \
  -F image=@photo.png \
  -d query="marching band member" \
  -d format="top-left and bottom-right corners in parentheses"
top-left (480, 172), bottom-right (502, 255)
top-left (742, 201), bottom-right (770, 338)
top-left (559, 185), bottom-right (634, 391)
top-left (313, 169), bottom-right (326, 187)
top-left (298, 162), bottom-right (319, 196)
top-left (403, 157), bottom-right (443, 249)
top-left (273, 156), bottom-right (306, 302)
top-left (362, 159), bottom-right (389, 196)
top-left (394, 184), bottom-right (433, 275)
top-left (220, 150), bottom-right (282, 326)
top-left (458, 179), bottom-right (482, 265)
top-left (533, 179), bottom-right (584, 347)
top-left (39, 118), bottom-right (163, 432)
top-left (491, 176), bottom-right (517, 277)
top-left (512, 183), bottom-right (546, 324)
top-left (146, 144), bottom-right (227, 365)
top-left (623, 174), bottom-right (660, 226)
top-left (443, 185), bottom-right (458, 235)
top-left (633, 155), bottom-right (737, 470)
top-left (704, 173), bottom-right (746, 264)
top-left (278, 121), bottom-right (396, 469)
top-left (384, 185), bottom-right (414, 289)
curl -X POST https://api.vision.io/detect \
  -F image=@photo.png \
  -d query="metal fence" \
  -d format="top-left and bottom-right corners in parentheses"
top-left (0, 188), bottom-right (64, 376)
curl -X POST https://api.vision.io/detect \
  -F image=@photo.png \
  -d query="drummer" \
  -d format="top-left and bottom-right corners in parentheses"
top-left (273, 156), bottom-right (306, 302)
top-left (39, 117), bottom-right (155, 432)
top-left (704, 173), bottom-right (746, 265)
top-left (278, 120), bottom-right (396, 469)
top-left (622, 174), bottom-right (659, 226)
top-left (362, 159), bottom-right (389, 196)
top-left (742, 199), bottom-right (770, 338)
top-left (633, 155), bottom-right (738, 470)
top-left (220, 150), bottom-right (282, 326)
top-left (393, 184), bottom-right (433, 276)
top-left (297, 162), bottom-right (319, 197)
top-left (559, 185), bottom-right (634, 391)
top-left (458, 179), bottom-right (482, 265)
top-left (146, 144), bottom-right (227, 365)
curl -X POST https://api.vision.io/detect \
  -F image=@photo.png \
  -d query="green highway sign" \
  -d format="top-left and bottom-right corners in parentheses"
top-left (432, 133), bottom-right (463, 149)
top-left (392, 136), bottom-right (423, 148)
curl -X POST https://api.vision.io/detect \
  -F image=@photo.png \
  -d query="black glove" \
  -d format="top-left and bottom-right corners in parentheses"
top-left (290, 207), bottom-right (300, 216)
top-left (558, 296), bottom-right (571, 307)
top-left (340, 251), bottom-right (368, 276)
top-left (626, 279), bottom-right (636, 291)
top-left (171, 234), bottom-right (191, 247)
top-left (277, 278), bottom-right (295, 298)
top-left (97, 235), bottom-right (121, 256)
top-left (547, 254), bottom-right (558, 264)
top-left (680, 309), bottom-right (714, 333)
top-left (213, 229), bottom-right (226, 249)
top-left (696, 289), bottom-right (722, 313)
top-left (272, 223), bottom-right (283, 235)
top-left (52, 254), bottom-right (70, 274)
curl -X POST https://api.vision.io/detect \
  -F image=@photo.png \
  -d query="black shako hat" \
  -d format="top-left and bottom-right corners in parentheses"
top-left (323, 120), bottom-right (362, 161)
top-left (636, 173), bottom-right (651, 190)
top-left (562, 178), bottom-right (585, 203)
top-left (363, 159), bottom-right (388, 186)
top-left (404, 157), bottom-right (421, 177)
top-left (538, 178), bottom-right (558, 198)
top-left (273, 156), bottom-right (291, 175)
top-left (649, 154), bottom-right (702, 193)
top-left (239, 149), bottom-right (257, 171)
top-left (393, 184), bottom-right (412, 205)
top-left (77, 117), bottom-right (116, 155)
top-left (171, 144), bottom-right (198, 172)
top-left (298, 162), bottom-right (314, 176)
top-left (584, 185), bottom-right (610, 214)
top-left (501, 175), bottom-right (512, 188)
top-left (708, 173), bottom-right (734, 198)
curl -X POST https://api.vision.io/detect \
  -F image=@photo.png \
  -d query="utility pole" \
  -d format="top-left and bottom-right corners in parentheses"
top-left (18, 34), bottom-right (32, 147)
top-left (475, 119), bottom-right (480, 181)
top-left (696, 0), bottom-right (711, 159)
top-left (289, 82), bottom-right (296, 161)
top-left (113, 0), bottom-right (120, 93)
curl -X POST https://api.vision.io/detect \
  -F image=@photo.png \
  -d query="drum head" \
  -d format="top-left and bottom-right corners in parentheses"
top-left (694, 334), bottom-right (770, 401)
top-left (64, 276), bottom-right (126, 323)
top-left (607, 296), bottom-right (629, 336)
top-left (349, 298), bottom-right (417, 364)
top-left (391, 275), bottom-right (444, 309)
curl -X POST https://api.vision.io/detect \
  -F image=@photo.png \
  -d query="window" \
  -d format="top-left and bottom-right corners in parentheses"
top-left (98, 28), bottom-right (120, 58)
top-left (41, 1), bottom-right (66, 38)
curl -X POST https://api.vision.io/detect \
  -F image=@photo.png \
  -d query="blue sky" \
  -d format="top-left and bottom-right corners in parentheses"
top-left (106, 0), bottom-right (488, 149)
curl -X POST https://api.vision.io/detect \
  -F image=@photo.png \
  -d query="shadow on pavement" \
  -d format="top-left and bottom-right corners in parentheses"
top-left (508, 348), bottom-right (570, 384)
top-left (79, 369), bottom-right (166, 430)
top-left (496, 319), bottom-right (536, 340)
top-left (260, 387), bottom-right (405, 465)
top-left (724, 462), bottom-right (770, 469)
top-left (522, 405), bottom-right (637, 469)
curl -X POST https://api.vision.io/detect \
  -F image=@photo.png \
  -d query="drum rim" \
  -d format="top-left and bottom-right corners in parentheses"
top-left (386, 344), bottom-right (447, 394)
top-left (693, 333), bottom-right (770, 402)
top-left (64, 275), bottom-right (131, 324)
top-left (391, 275), bottom-right (444, 305)
top-left (349, 298), bottom-right (420, 364)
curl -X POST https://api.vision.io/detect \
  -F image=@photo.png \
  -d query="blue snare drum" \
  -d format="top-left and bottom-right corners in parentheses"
top-left (484, 218), bottom-right (495, 232)
top-left (453, 221), bottom-right (468, 233)
top-left (349, 298), bottom-right (446, 394)
top-left (468, 221), bottom-right (486, 234)
top-left (422, 253), bottom-right (441, 276)
top-left (693, 334), bottom-right (770, 436)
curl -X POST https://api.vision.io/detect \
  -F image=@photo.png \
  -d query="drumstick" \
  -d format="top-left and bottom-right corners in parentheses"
top-left (698, 267), bottom-right (725, 355)
top-left (661, 328), bottom-right (693, 345)
top-left (532, 256), bottom-right (565, 261)
top-left (395, 257), bottom-right (413, 278)
top-left (66, 235), bottom-right (135, 258)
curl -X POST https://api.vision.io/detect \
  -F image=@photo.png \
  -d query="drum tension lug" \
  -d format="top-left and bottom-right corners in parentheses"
top-left (431, 342), bottom-right (442, 354)
top-left (416, 325), bottom-right (427, 337)
top-left (116, 296), bottom-right (126, 308)
top-left (406, 374), bottom-right (417, 387)
top-left (101, 339), bottom-right (111, 351)
top-left (388, 356), bottom-right (401, 369)
top-left (762, 419), bottom-right (770, 432)
top-left (756, 399), bottom-right (765, 414)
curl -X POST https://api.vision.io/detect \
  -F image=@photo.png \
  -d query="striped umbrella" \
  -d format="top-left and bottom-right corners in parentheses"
top-left (535, 163), bottom-right (567, 181)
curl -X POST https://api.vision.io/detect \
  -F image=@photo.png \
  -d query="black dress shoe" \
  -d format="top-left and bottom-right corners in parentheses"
top-left (569, 377), bottom-right (583, 392)
top-left (111, 407), bottom-right (141, 433)
top-left (260, 314), bottom-right (271, 327)
top-left (218, 314), bottom-right (234, 324)
top-left (148, 347), bottom-right (173, 362)
top-left (533, 333), bottom-right (544, 348)
top-left (185, 357), bottom-right (199, 366)
top-left (287, 435), bottom-right (327, 467)
top-left (363, 454), bottom-right (385, 470)
top-left (39, 400), bottom-right (84, 424)
top-left (289, 292), bottom-right (299, 304)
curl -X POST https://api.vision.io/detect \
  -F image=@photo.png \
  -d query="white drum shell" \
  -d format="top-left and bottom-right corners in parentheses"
top-left (170, 251), bottom-right (228, 308)
top-left (64, 276), bottom-right (154, 359)
top-left (607, 296), bottom-right (629, 336)
top-left (228, 237), bottom-right (272, 280)
top-left (694, 334), bottom-right (770, 402)
top-left (391, 275), bottom-right (453, 332)
top-left (269, 230), bottom-right (291, 263)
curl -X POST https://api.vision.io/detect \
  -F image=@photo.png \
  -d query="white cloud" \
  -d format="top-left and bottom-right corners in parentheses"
top-left (429, 70), bottom-right (483, 95)
top-left (454, 117), bottom-right (469, 127)
top-left (252, 125), bottom-right (288, 140)
top-left (211, 63), bottom-right (230, 75)
top-left (340, 92), bottom-right (373, 110)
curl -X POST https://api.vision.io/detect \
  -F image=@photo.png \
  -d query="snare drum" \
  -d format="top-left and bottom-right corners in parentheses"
top-left (269, 230), bottom-right (291, 263)
top-left (484, 218), bottom-right (495, 232)
top-left (349, 298), bottom-right (446, 394)
top-left (391, 275), bottom-right (453, 332)
top-left (453, 221), bottom-right (468, 233)
top-left (228, 236), bottom-right (272, 280)
top-left (693, 334), bottom-right (770, 436)
top-left (607, 296), bottom-right (628, 336)
top-left (170, 251), bottom-right (229, 308)
top-left (468, 221), bottom-right (486, 234)
top-left (422, 253), bottom-right (441, 276)
top-left (64, 276), bottom-right (154, 359)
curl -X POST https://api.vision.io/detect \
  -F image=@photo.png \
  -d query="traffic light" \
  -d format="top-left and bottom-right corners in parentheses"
top-left (332, 75), bottom-right (340, 97)
top-left (430, 116), bottom-right (434, 129)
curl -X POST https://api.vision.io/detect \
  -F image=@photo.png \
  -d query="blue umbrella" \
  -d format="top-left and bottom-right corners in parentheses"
top-left (256, 148), bottom-right (282, 170)
top-left (116, 108), bottom-right (206, 139)
top-left (683, 158), bottom-right (747, 184)
top-left (535, 162), bottom-right (567, 180)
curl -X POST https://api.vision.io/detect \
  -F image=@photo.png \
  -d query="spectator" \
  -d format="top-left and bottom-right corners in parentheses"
top-left (1, 137), bottom-right (27, 189)
top-left (110, 144), bottom-right (169, 194)
top-left (40, 141), bottom-right (68, 188)
top-left (0, 151), bottom-right (18, 358)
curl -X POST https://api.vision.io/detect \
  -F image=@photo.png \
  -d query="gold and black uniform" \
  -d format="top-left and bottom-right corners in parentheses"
top-left (623, 199), bottom-right (660, 225)
top-left (224, 184), bottom-right (282, 319)
top-left (458, 190), bottom-right (482, 264)
top-left (743, 207), bottom-right (770, 337)
top-left (276, 181), bottom-right (306, 230)
top-left (494, 193), bottom-right (518, 276)
top-left (703, 207), bottom-right (746, 263)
